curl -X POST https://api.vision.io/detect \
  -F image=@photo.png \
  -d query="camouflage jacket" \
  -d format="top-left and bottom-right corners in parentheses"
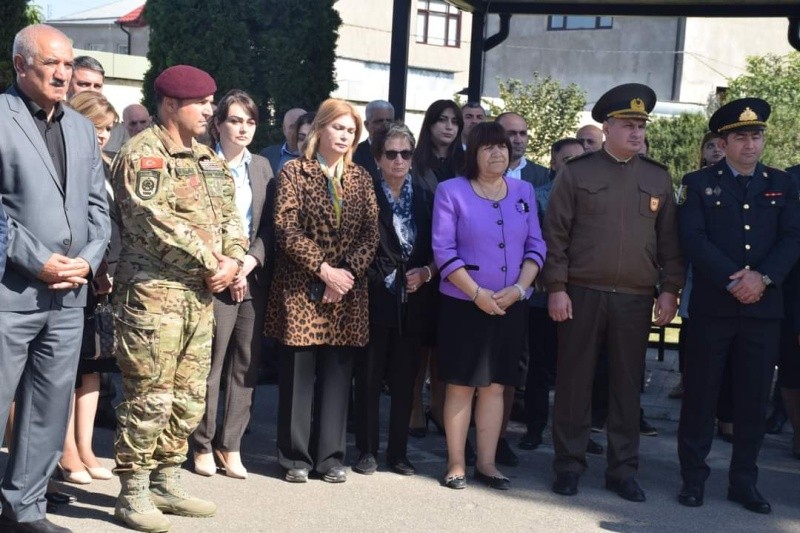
top-left (111, 123), bottom-right (249, 289)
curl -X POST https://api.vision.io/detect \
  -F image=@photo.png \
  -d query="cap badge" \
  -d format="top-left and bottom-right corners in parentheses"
top-left (739, 107), bottom-right (758, 122)
top-left (631, 98), bottom-right (645, 113)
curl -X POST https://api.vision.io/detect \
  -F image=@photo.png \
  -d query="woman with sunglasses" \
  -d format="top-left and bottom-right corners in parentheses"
top-left (352, 123), bottom-right (437, 476)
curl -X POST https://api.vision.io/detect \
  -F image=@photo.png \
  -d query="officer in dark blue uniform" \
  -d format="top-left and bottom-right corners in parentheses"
top-left (676, 98), bottom-right (800, 514)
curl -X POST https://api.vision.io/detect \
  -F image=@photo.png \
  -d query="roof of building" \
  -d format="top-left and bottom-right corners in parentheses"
top-left (117, 5), bottom-right (146, 27)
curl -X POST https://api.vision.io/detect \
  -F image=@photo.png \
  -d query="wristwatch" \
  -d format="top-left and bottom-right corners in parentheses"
top-left (762, 274), bottom-right (773, 287)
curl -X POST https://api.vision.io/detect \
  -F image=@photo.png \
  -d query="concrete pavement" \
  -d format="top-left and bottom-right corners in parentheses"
top-left (2, 347), bottom-right (799, 532)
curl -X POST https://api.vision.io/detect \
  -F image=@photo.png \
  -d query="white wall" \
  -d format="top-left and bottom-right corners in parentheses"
top-left (679, 17), bottom-right (794, 105)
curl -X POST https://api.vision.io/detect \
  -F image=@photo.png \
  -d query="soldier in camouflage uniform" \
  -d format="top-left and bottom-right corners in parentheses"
top-left (110, 65), bottom-right (248, 532)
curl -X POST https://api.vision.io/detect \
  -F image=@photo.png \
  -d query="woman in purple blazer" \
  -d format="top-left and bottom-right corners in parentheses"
top-left (433, 122), bottom-right (546, 490)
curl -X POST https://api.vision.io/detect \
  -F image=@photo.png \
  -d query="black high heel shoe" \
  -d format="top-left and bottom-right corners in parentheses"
top-left (426, 407), bottom-right (446, 436)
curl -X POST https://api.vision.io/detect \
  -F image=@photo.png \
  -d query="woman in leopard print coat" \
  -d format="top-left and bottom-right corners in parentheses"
top-left (265, 98), bottom-right (379, 484)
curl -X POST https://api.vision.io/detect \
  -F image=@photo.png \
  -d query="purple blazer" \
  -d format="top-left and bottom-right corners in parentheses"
top-left (433, 176), bottom-right (546, 300)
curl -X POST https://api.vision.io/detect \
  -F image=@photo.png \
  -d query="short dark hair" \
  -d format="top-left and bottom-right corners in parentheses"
top-left (464, 122), bottom-right (512, 181)
top-left (73, 55), bottom-right (105, 77)
top-left (370, 121), bottom-right (416, 160)
top-left (551, 137), bottom-right (583, 157)
top-left (461, 101), bottom-right (485, 112)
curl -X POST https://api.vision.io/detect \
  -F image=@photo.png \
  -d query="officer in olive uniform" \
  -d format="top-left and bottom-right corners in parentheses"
top-left (544, 84), bottom-right (684, 502)
top-left (111, 65), bottom-right (249, 532)
top-left (677, 98), bottom-right (800, 514)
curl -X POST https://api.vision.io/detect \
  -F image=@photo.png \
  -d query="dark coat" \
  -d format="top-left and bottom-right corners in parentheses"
top-left (367, 175), bottom-right (434, 335)
top-left (679, 159), bottom-right (800, 319)
top-left (353, 140), bottom-right (380, 180)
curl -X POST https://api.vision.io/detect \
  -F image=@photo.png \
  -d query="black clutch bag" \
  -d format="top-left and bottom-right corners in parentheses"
top-left (307, 281), bottom-right (326, 302)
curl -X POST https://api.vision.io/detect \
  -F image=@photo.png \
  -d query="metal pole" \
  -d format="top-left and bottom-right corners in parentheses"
top-left (467, 10), bottom-right (486, 102)
top-left (388, 0), bottom-right (412, 121)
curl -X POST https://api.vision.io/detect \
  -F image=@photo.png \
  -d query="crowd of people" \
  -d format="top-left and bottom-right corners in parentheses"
top-left (1, 23), bottom-right (799, 533)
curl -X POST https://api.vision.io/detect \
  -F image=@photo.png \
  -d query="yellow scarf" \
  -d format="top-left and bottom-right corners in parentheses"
top-left (317, 153), bottom-right (345, 228)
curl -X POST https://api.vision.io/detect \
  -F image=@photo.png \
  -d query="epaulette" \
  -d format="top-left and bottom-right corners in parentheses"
top-left (564, 150), bottom-right (594, 165)
top-left (637, 154), bottom-right (668, 171)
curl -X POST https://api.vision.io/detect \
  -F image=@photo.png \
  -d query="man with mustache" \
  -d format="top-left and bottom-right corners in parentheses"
top-left (110, 65), bottom-right (248, 532)
top-left (0, 24), bottom-right (111, 532)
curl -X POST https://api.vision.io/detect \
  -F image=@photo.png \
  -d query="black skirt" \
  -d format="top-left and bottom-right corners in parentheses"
top-left (437, 294), bottom-right (526, 387)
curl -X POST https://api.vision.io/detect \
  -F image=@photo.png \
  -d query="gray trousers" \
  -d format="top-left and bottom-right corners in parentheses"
top-left (191, 291), bottom-right (266, 453)
top-left (0, 307), bottom-right (83, 522)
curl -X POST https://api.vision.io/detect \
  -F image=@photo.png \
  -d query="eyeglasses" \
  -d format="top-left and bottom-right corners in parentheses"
top-left (384, 150), bottom-right (413, 161)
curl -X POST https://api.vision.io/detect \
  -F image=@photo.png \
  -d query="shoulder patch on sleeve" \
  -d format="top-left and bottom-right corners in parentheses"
top-left (135, 170), bottom-right (160, 200)
top-left (638, 154), bottom-right (668, 170)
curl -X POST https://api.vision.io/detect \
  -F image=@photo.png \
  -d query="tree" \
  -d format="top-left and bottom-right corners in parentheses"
top-left (647, 112), bottom-right (708, 186)
top-left (142, 0), bottom-right (256, 113)
top-left (725, 52), bottom-right (800, 170)
top-left (483, 74), bottom-right (586, 163)
top-left (142, 0), bottom-right (340, 148)
top-left (0, 0), bottom-right (42, 88)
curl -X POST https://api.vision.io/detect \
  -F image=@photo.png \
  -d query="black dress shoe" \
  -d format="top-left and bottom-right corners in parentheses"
top-left (586, 438), bottom-right (604, 455)
top-left (495, 437), bottom-right (519, 467)
top-left (519, 431), bottom-right (543, 450)
top-left (765, 409), bottom-right (787, 435)
top-left (677, 483), bottom-right (704, 507)
top-left (443, 474), bottom-right (467, 489)
top-left (552, 472), bottom-right (579, 496)
top-left (474, 469), bottom-right (510, 490)
top-left (45, 492), bottom-right (76, 505)
top-left (352, 452), bottom-right (378, 475)
top-left (322, 465), bottom-right (347, 483)
top-left (605, 477), bottom-right (646, 502)
top-left (727, 485), bottom-right (771, 514)
top-left (284, 467), bottom-right (309, 483)
top-left (0, 516), bottom-right (72, 533)
top-left (387, 456), bottom-right (416, 476)
top-left (465, 438), bottom-right (477, 467)
top-left (639, 417), bottom-right (658, 437)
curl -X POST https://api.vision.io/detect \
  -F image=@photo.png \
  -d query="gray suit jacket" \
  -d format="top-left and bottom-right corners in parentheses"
top-left (0, 86), bottom-right (111, 311)
top-left (259, 143), bottom-right (282, 176)
top-left (214, 153), bottom-right (274, 303)
top-left (520, 158), bottom-right (551, 189)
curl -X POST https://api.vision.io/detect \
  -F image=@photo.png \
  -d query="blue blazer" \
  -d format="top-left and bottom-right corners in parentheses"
top-left (678, 159), bottom-right (800, 319)
top-left (0, 86), bottom-right (110, 311)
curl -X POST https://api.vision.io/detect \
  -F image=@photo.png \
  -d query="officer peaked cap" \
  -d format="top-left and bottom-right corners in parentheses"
top-left (592, 83), bottom-right (656, 122)
top-left (709, 98), bottom-right (770, 134)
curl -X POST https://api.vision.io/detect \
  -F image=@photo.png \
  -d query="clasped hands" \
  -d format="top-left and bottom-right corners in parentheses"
top-left (319, 262), bottom-right (354, 304)
top-left (205, 252), bottom-right (241, 294)
top-left (38, 253), bottom-right (91, 290)
top-left (728, 269), bottom-right (766, 305)
top-left (474, 286), bottom-right (520, 316)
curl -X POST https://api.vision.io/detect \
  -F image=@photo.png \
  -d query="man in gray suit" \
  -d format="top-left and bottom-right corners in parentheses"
top-left (0, 24), bottom-right (110, 532)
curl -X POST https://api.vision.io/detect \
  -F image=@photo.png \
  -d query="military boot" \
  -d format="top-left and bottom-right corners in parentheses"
top-left (115, 470), bottom-right (172, 532)
top-left (149, 465), bottom-right (217, 517)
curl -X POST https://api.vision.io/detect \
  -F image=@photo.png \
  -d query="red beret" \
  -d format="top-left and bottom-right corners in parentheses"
top-left (154, 65), bottom-right (217, 99)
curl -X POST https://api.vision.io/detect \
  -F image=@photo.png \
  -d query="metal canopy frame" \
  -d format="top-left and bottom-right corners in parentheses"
top-left (387, 1), bottom-right (800, 118)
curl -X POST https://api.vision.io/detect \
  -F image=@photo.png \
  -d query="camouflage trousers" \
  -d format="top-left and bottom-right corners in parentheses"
top-left (113, 282), bottom-right (213, 473)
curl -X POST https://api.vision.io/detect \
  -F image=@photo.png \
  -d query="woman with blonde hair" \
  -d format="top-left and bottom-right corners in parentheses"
top-left (265, 98), bottom-right (379, 484)
top-left (57, 91), bottom-right (121, 484)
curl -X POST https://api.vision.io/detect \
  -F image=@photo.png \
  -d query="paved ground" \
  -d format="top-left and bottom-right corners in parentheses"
top-left (2, 347), bottom-right (799, 532)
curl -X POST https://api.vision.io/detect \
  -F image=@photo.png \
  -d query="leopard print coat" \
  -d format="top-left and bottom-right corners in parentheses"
top-left (265, 156), bottom-right (379, 347)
